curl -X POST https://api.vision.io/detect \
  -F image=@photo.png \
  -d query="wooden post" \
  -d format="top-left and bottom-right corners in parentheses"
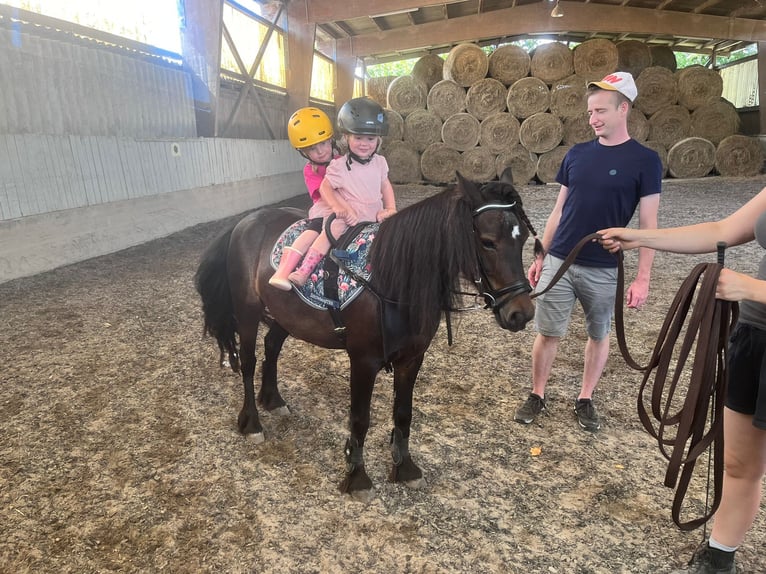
top-left (759, 42), bottom-right (766, 135)
top-left (335, 38), bottom-right (357, 107)
top-left (286, 0), bottom-right (316, 114)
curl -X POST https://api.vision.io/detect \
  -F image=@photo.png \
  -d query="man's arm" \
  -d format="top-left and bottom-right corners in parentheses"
top-left (627, 192), bottom-right (660, 308)
top-left (528, 185), bottom-right (568, 286)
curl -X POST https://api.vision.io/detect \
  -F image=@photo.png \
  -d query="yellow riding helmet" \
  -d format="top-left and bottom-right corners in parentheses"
top-left (287, 107), bottom-right (334, 149)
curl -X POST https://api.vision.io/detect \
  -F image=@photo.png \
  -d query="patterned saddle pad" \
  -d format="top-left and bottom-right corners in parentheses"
top-left (270, 219), bottom-right (377, 310)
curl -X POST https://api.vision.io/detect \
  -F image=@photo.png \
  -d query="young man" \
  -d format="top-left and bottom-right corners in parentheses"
top-left (514, 72), bottom-right (662, 431)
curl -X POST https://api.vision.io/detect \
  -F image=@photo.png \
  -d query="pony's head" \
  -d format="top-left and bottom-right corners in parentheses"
top-left (457, 167), bottom-right (536, 332)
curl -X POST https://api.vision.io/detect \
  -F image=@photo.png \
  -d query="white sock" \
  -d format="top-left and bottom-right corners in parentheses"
top-left (708, 536), bottom-right (737, 553)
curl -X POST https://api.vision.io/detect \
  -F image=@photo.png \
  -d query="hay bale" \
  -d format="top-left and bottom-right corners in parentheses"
top-left (573, 39), bottom-right (618, 81)
top-left (403, 109), bottom-right (443, 152)
top-left (634, 66), bottom-right (678, 116)
top-left (412, 54), bottom-right (444, 91)
top-left (642, 140), bottom-right (669, 178)
top-left (650, 45), bottom-right (677, 72)
top-left (442, 112), bottom-right (481, 151)
top-left (616, 40), bottom-right (652, 79)
top-left (667, 137), bottom-right (716, 179)
top-left (381, 140), bottom-right (422, 183)
top-left (536, 145), bottom-right (571, 184)
top-left (459, 147), bottom-right (497, 182)
top-left (648, 104), bottom-right (691, 148)
top-left (563, 113), bottom-right (594, 145)
top-left (519, 112), bottom-right (563, 154)
top-left (387, 75), bottom-right (428, 117)
top-left (715, 135), bottom-right (764, 177)
top-left (443, 43), bottom-right (489, 87)
top-left (480, 112), bottom-right (521, 153)
top-left (676, 65), bottom-right (723, 110)
top-left (550, 75), bottom-right (587, 119)
top-left (530, 42), bottom-right (573, 85)
top-left (427, 80), bottom-right (467, 121)
top-left (627, 109), bottom-right (649, 142)
top-left (366, 76), bottom-right (396, 108)
top-left (382, 109), bottom-right (404, 141)
top-left (420, 142), bottom-right (461, 183)
top-left (507, 77), bottom-right (550, 119)
top-left (488, 44), bottom-right (531, 86)
top-left (690, 100), bottom-right (740, 146)
top-left (495, 144), bottom-right (538, 185)
top-left (465, 77), bottom-right (508, 120)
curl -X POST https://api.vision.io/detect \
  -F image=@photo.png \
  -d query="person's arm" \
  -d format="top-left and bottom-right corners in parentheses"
top-left (599, 186), bottom-right (766, 254)
top-left (625, 193), bottom-right (660, 308)
top-left (319, 178), bottom-right (354, 221)
top-left (377, 177), bottom-right (397, 222)
top-left (528, 185), bottom-right (568, 286)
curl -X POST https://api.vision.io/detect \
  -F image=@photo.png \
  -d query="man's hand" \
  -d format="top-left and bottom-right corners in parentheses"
top-left (626, 277), bottom-right (649, 309)
top-left (528, 256), bottom-right (544, 287)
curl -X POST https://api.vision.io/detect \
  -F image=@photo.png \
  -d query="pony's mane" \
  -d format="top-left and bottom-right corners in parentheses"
top-left (369, 179), bottom-right (525, 335)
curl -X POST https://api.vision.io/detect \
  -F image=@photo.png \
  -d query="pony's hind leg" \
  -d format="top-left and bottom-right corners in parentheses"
top-left (258, 322), bottom-right (290, 415)
top-left (237, 323), bottom-right (265, 443)
top-left (389, 354), bottom-right (425, 488)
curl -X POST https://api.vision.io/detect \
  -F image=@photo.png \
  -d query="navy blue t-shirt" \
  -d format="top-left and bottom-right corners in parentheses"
top-left (549, 138), bottom-right (662, 267)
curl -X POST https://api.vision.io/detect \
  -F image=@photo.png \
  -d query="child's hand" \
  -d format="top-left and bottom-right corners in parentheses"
top-left (377, 208), bottom-right (396, 222)
top-left (342, 207), bottom-right (359, 225)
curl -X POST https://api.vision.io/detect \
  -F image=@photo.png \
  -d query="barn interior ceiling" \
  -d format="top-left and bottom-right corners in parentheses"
top-left (304, 0), bottom-right (766, 65)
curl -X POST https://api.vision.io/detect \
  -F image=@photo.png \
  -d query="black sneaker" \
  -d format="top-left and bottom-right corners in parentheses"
top-left (673, 543), bottom-right (736, 574)
top-left (514, 393), bottom-right (546, 424)
top-left (573, 398), bottom-right (601, 431)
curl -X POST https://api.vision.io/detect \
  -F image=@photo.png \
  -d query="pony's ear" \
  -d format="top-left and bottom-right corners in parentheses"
top-left (456, 170), bottom-right (484, 207)
top-left (499, 166), bottom-right (514, 185)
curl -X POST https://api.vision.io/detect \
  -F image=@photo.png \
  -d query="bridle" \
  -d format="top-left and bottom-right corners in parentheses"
top-left (470, 201), bottom-right (533, 310)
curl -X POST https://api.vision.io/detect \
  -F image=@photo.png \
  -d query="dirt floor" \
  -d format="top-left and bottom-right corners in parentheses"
top-left (2, 174), bottom-right (766, 573)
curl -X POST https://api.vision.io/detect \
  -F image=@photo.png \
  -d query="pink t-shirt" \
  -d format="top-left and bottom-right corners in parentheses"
top-left (302, 162), bottom-right (327, 204)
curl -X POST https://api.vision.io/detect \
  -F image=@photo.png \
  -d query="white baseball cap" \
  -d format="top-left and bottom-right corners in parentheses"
top-left (588, 71), bottom-right (638, 102)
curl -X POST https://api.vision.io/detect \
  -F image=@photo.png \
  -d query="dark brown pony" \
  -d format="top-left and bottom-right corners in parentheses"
top-left (194, 170), bottom-right (538, 497)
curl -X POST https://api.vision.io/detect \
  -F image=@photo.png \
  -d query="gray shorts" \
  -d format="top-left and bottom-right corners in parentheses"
top-left (534, 254), bottom-right (618, 340)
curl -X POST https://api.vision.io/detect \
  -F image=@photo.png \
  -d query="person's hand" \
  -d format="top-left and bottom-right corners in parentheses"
top-left (341, 207), bottom-right (359, 226)
top-left (716, 268), bottom-right (755, 302)
top-left (376, 208), bottom-right (396, 222)
top-left (598, 227), bottom-right (641, 252)
top-left (626, 277), bottom-right (649, 309)
top-left (527, 255), bottom-right (543, 287)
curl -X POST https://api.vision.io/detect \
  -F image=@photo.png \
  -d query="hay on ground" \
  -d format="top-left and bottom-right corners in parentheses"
top-left (617, 40), bottom-right (652, 79)
top-left (420, 142), bottom-right (461, 183)
top-left (387, 75), bottom-right (428, 117)
top-left (380, 140), bottom-right (422, 183)
top-left (676, 65), bottom-right (723, 110)
top-left (488, 45), bottom-right (531, 86)
top-left (648, 104), bottom-right (691, 148)
top-left (495, 144), bottom-right (538, 185)
top-left (443, 43), bottom-right (489, 87)
top-left (459, 147), bottom-right (497, 182)
top-left (403, 109), bottom-right (443, 152)
top-left (536, 145), bottom-right (571, 184)
top-left (480, 112), bottom-right (521, 154)
top-left (442, 112), bottom-right (481, 151)
top-left (412, 54), bottom-right (445, 91)
top-left (650, 45), bottom-right (677, 72)
top-left (690, 100), bottom-right (740, 146)
top-left (634, 66), bottom-right (678, 116)
top-left (642, 140), bottom-right (669, 178)
top-left (465, 78), bottom-right (508, 120)
top-left (549, 75), bottom-right (587, 119)
top-left (507, 77), bottom-right (550, 119)
top-left (667, 136), bottom-right (716, 179)
top-left (573, 39), bottom-right (618, 81)
top-left (427, 80), bottom-right (467, 121)
top-left (627, 109), bottom-right (650, 142)
top-left (715, 135), bottom-right (764, 177)
top-left (530, 42), bottom-right (573, 85)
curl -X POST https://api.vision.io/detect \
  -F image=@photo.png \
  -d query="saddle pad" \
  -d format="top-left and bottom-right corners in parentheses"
top-left (270, 219), bottom-right (377, 310)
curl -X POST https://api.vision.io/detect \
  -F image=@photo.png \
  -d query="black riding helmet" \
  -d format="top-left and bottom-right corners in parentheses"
top-left (337, 97), bottom-right (389, 136)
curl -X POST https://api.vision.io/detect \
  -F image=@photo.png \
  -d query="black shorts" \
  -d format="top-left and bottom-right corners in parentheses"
top-left (727, 322), bottom-right (766, 429)
top-left (305, 217), bottom-right (323, 233)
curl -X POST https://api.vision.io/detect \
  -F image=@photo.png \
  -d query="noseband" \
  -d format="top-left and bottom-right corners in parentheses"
top-left (471, 202), bottom-right (532, 310)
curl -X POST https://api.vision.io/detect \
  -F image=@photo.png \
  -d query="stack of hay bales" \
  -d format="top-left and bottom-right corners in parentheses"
top-left (373, 41), bottom-right (761, 185)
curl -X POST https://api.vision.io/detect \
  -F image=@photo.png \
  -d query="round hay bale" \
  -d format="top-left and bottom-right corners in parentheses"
top-left (443, 43), bottom-right (489, 87)
top-left (427, 79), bottom-right (467, 121)
top-left (530, 42), bottom-right (573, 85)
top-left (634, 66), bottom-right (678, 116)
top-left (676, 65), bottom-right (723, 110)
top-left (616, 40), bottom-right (652, 79)
top-left (648, 104), bottom-right (691, 148)
top-left (550, 75), bottom-right (587, 119)
top-left (642, 140), bottom-right (669, 178)
top-left (507, 77), bottom-right (550, 119)
top-left (459, 147), bottom-right (497, 182)
top-left (495, 144), bottom-right (538, 185)
top-left (690, 100), bottom-right (740, 146)
top-left (381, 140), bottom-right (422, 183)
top-left (573, 39), bottom-right (618, 81)
top-left (465, 77), bottom-right (508, 120)
top-left (366, 76), bottom-right (396, 108)
top-left (386, 75), bottom-right (428, 117)
top-left (403, 109), bottom-right (443, 152)
top-left (412, 54), bottom-right (444, 91)
top-left (563, 113), bottom-right (594, 145)
top-left (667, 137), bottom-right (716, 179)
top-left (536, 145), bottom-right (571, 184)
top-left (442, 112), bottom-right (481, 151)
top-left (420, 142), bottom-right (461, 183)
top-left (715, 134), bottom-right (764, 177)
top-left (488, 44), bottom-right (531, 86)
top-left (519, 112), bottom-right (563, 154)
top-left (627, 109), bottom-right (649, 142)
top-left (480, 112), bottom-right (521, 153)
top-left (382, 108), bottom-right (404, 141)
top-left (650, 45), bottom-right (677, 72)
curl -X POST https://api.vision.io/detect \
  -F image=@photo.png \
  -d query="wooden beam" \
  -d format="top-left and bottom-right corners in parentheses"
top-left (286, 0), bottom-right (316, 114)
top-left (307, 0), bottom-right (445, 24)
top-left (335, 38), bottom-right (357, 106)
top-left (759, 42), bottom-right (766, 133)
top-left (347, 2), bottom-right (766, 58)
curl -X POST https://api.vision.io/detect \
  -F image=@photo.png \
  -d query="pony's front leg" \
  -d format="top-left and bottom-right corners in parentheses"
top-left (389, 354), bottom-right (425, 487)
top-left (237, 327), bottom-right (264, 443)
top-left (339, 358), bottom-right (379, 499)
top-left (258, 322), bottom-right (290, 415)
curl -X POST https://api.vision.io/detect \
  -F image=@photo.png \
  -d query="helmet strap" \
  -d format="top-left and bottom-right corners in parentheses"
top-left (345, 139), bottom-right (379, 171)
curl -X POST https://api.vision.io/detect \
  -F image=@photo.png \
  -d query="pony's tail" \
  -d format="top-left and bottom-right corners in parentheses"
top-left (194, 224), bottom-right (240, 372)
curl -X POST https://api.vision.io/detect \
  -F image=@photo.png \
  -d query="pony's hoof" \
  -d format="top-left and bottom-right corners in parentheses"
top-left (348, 489), bottom-right (375, 503)
top-left (247, 432), bottom-right (265, 444)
